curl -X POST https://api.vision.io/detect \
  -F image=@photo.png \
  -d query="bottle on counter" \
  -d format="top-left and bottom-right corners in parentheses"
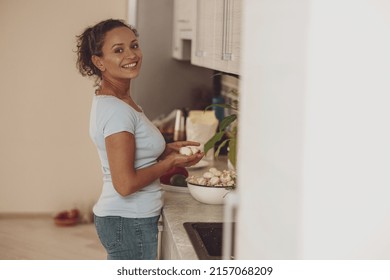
top-left (212, 95), bottom-right (225, 123)
top-left (173, 108), bottom-right (186, 141)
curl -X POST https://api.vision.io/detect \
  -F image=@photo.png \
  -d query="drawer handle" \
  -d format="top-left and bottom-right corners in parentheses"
top-left (222, 191), bottom-right (239, 260)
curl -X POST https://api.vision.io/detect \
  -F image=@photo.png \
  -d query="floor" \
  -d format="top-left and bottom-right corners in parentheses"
top-left (0, 216), bottom-right (106, 260)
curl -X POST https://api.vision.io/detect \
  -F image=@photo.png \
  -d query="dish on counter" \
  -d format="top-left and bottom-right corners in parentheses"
top-left (187, 182), bottom-right (231, 204)
top-left (159, 166), bottom-right (190, 193)
top-left (187, 159), bottom-right (209, 169)
top-left (186, 168), bottom-right (236, 204)
top-left (160, 167), bottom-right (188, 185)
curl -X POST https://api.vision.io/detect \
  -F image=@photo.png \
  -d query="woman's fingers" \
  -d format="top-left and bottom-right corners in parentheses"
top-left (184, 152), bottom-right (204, 166)
top-left (177, 141), bottom-right (201, 147)
top-left (168, 141), bottom-right (202, 153)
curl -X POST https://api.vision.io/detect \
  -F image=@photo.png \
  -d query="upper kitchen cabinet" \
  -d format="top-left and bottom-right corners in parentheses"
top-left (191, 0), bottom-right (242, 75)
top-left (172, 0), bottom-right (196, 60)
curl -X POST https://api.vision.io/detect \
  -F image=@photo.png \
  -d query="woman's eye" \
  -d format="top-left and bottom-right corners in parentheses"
top-left (114, 48), bottom-right (123, 53)
top-left (132, 43), bottom-right (139, 49)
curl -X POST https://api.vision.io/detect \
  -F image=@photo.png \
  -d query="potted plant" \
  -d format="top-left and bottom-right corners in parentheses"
top-left (203, 91), bottom-right (239, 169)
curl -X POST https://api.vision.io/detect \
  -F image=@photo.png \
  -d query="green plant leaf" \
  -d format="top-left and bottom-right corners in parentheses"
top-left (219, 114), bottom-right (237, 131)
top-left (228, 125), bottom-right (238, 137)
top-left (228, 138), bottom-right (237, 168)
top-left (215, 138), bottom-right (230, 158)
top-left (204, 131), bottom-right (225, 156)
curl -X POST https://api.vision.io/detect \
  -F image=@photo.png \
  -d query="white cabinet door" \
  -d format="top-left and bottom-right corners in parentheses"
top-left (191, 0), bottom-right (217, 69)
top-left (172, 0), bottom-right (196, 60)
top-left (221, 0), bottom-right (242, 74)
top-left (191, 0), bottom-right (241, 75)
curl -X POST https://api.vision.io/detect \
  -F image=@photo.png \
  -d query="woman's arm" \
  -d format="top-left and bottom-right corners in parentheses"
top-left (105, 131), bottom-right (203, 196)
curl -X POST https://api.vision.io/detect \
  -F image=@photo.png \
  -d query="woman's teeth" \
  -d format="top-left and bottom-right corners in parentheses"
top-left (123, 63), bottom-right (137, 68)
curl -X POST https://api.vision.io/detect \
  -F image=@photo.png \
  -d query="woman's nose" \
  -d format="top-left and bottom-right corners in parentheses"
top-left (124, 48), bottom-right (137, 58)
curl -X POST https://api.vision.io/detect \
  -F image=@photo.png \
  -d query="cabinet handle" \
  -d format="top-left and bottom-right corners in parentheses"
top-left (195, 0), bottom-right (204, 57)
top-left (222, 191), bottom-right (239, 260)
top-left (222, 0), bottom-right (233, 60)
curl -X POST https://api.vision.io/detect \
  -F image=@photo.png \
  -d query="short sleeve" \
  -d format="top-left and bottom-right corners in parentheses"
top-left (97, 99), bottom-right (138, 138)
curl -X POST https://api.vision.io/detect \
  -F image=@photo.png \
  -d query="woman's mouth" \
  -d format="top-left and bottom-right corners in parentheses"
top-left (122, 62), bottom-right (137, 69)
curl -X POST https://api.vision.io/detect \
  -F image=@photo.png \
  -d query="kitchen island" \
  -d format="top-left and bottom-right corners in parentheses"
top-left (160, 157), bottom-right (229, 260)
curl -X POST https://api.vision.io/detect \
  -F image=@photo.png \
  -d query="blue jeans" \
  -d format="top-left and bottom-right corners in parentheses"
top-left (94, 215), bottom-right (160, 260)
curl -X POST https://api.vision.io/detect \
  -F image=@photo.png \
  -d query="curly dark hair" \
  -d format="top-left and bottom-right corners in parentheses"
top-left (75, 19), bottom-right (139, 83)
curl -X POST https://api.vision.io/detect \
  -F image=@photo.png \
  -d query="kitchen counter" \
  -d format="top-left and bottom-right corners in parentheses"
top-left (160, 157), bottom-right (228, 260)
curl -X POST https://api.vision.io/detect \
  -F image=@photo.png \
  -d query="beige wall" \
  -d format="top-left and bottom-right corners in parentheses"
top-left (0, 0), bottom-right (128, 213)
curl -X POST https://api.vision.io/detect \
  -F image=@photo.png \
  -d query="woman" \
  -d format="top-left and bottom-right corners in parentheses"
top-left (76, 19), bottom-right (203, 260)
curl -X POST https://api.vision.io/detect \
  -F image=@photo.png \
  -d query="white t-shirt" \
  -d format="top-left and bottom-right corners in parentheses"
top-left (89, 95), bottom-right (165, 218)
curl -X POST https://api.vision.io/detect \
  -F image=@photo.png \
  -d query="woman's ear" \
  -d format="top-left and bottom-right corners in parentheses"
top-left (92, 55), bottom-right (105, 72)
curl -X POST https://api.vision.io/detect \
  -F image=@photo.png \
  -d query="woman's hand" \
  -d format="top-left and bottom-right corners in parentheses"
top-left (158, 141), bottom-right (201, 161)
top-left (158, 141), bottom-right (204, 168)
top-left (164, 150), bottom-right (204, 168)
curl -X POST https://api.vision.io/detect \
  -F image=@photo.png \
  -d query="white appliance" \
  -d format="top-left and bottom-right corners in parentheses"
top-left (226, 0), bottom-right (390, 259)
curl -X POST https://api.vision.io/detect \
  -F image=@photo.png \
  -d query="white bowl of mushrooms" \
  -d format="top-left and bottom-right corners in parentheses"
top-left (186, 167), bottom-right (236, 205)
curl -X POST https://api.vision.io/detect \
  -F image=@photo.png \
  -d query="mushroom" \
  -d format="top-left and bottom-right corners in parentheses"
top-left (202, 172), bottom-right (214, 179)
top-left (209, 176), bottom-right (220, 186)
top-left (179, 146), bottom-right (200, 156)
top-left (209, 167), bottom-right (222, 177)
top-left (220, 173), bottom-right (232, 183)
top-left (179, 146), bottom-right (193, 156)
top-left (189, 146), bottom-right (201, 154)
top-left (196, 177), bottom-right (207, 185)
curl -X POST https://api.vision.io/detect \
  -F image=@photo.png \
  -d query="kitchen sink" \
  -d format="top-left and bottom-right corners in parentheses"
top-left (183, 222), bottom-right (235, 260)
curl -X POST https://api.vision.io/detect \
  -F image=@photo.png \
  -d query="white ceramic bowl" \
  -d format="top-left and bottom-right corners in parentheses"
top-left (187, 182), bottom-right (232, 205)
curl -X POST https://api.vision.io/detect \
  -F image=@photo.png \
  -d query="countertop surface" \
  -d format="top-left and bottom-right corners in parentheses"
top-left (161, 157), bottom-right (229, 259)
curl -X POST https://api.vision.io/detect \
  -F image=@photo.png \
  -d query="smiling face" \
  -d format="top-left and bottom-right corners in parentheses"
top-left (92, 26), bottom-right (142, 81)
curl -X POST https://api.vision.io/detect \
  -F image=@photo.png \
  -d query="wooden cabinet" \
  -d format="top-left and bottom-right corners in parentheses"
top-left (191, 0), bottom-right (242, 75)
top-left (172, 0), bottom-right (196, 60)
